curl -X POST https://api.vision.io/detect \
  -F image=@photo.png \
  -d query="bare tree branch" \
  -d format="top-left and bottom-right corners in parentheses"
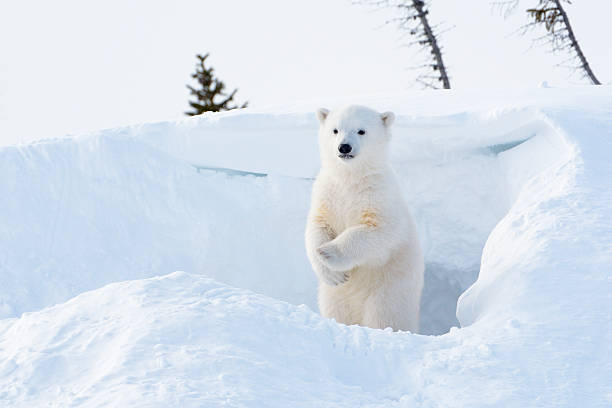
top-left (411, 0), bottom-right (450, 89)
top-left (498, 0), bottom-right (601, 84)
top-left (357, 0), bottom-right (451, 89)
top-left (551, 0), bottom-right (600, 84)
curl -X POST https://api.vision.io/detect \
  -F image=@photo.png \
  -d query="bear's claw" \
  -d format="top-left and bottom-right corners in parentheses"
top-left (320, 268), bottom-right (349, 286)
top-left (316, 246), bottom-right (334, 260)
top-left (317, 243), bottom-right (352, 272)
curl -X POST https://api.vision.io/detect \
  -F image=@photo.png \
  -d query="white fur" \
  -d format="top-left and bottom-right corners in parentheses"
top-left (305, 105), bottom-right (424, 332)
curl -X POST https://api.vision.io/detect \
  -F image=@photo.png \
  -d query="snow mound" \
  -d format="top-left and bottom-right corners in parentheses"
top-left (1, 86), bottom-right (612, 406)
top-left (0, 272), bottom-right (428, 406)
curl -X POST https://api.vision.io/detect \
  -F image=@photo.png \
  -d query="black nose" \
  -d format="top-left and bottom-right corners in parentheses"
top-left (338, 144), bottom-right (352, 154)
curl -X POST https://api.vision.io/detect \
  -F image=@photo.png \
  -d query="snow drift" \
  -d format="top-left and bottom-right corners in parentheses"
top-left (1, 86), bottom-right (611, 406)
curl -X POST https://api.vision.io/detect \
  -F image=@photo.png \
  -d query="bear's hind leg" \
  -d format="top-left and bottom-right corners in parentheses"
top-left (318, 285), bottom-right (360, 326)
top-left (362, 285), bottom-right (419, 332)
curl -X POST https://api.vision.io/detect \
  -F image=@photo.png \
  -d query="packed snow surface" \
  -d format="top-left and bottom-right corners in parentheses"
top-left (1, 86), bottom-right (611, 406)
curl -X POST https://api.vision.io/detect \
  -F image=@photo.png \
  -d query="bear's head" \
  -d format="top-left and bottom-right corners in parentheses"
top-left (316, 105), bottom-right (395, 171)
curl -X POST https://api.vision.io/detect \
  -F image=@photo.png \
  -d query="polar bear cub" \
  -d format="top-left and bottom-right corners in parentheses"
top-left (305, 105), bottom-right (424, 332)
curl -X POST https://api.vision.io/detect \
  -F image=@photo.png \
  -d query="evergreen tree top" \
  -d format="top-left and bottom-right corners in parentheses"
top-left (185, 53), bottom-right (248, 116)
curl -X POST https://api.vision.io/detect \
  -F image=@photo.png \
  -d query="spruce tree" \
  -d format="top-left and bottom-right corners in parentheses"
top-left (185, 53), bottom-right (248, 116)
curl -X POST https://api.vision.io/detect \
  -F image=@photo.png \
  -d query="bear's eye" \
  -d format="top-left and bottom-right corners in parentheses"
top-left (357, 129), bottom-right (366, 135)
top-left (333, 129), bottom-right (338, 135)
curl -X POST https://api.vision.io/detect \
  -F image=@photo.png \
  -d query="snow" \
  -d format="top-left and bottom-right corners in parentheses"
top-left (1, 86), bottom-right (612, 406)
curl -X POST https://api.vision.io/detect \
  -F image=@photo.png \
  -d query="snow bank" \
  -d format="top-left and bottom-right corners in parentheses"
top-left (0, 272), bottom-right (428, 406)
top-left (1, 86), bottom-right (612, 406)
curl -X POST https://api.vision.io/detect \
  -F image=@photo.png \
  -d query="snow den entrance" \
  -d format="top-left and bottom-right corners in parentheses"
top-left (196, 112), bottom-right (557, 336)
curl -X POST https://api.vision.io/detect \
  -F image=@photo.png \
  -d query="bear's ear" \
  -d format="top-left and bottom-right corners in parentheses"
top-left (317, 108), bottom-right (330, 124)
top-left (381, 111), bottom-right (395, 127)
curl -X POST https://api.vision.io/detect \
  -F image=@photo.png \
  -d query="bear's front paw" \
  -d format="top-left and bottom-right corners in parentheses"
top-left (318, 266), bottom-right (349, 286)
top-left (317, 243), bottom-right (352, 272)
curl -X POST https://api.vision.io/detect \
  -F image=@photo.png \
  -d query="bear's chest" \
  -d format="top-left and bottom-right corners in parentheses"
top-left (322, 182), bottom-right (384, 235)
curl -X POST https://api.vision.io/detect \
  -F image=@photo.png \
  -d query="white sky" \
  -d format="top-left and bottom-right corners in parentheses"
top-left (1, 0), bottom-right (610, 146)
